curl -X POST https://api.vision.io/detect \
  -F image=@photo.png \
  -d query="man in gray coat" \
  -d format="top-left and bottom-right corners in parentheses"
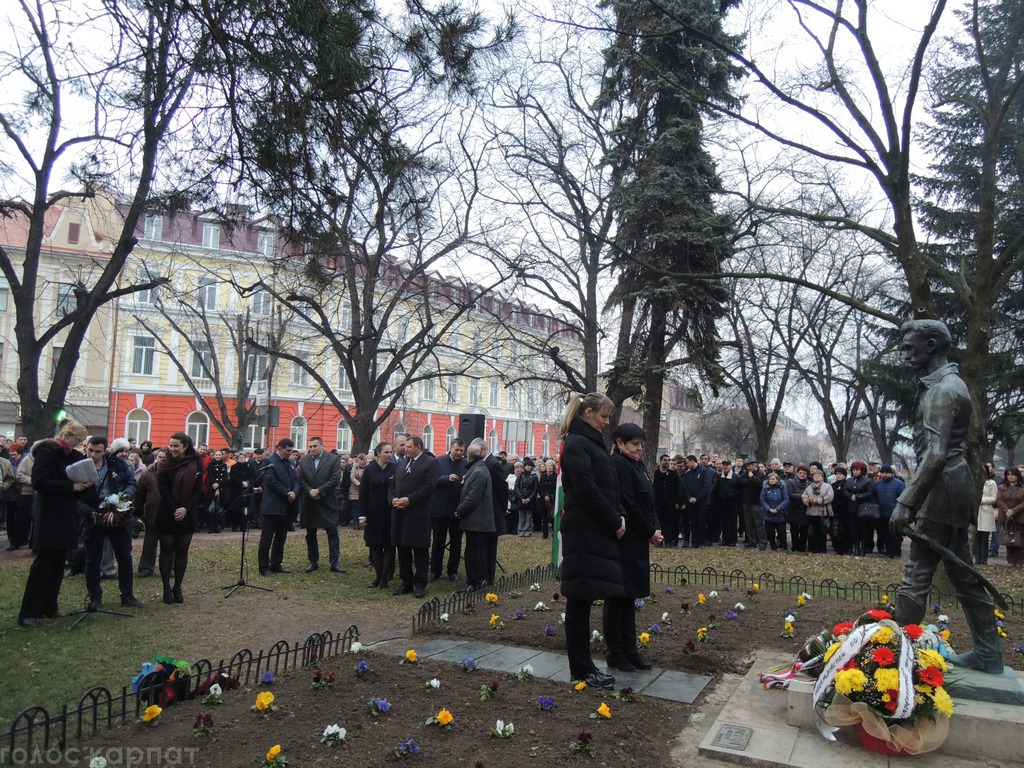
top-left (456, 440), bottom-right (494, 591)
top-left (298, 437), bottom-right (344, 574)
top-left (259, 438), bottom-right (299, 576)
top-left (389, 436), bottom-right (435, 598)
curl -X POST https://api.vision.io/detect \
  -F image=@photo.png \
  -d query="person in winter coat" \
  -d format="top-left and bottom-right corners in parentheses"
top-left (558, 392), bottom-right (624, 690)
top-left (538, 460), bottom-right (557, 539)
top-left (204, 450), bottom-right (230, 533)
top-left (785, 464), bottom-right (812, 552)
top-left (360, 443), bottom-right (397, 589)
top-left (975, 464), bottom-right (998, 565)
top-left (873, 464), bottom-right (907, 558)
top-left (134, 449), bottom-right (165, 577)
top-left (156, 432), bottom-right (205, 604)
top-left (995, 466), bottom-right (1024, 568)
top-left (514, 459), bottom-right (539, 536)
top-left (455, 441), bottom-right (494, 590)
top-left (760, 472), bottom-right (790, 550)
top-left (604, 423), bottom-right (662, 673)
top-left (739, 459), bottom-right (767, 550)
top-left (18, 420), bottom-right (94, 627)
top-left (830, 467), bottom-right (851, 554)
top-left (803, 467), bottom-right (835, 553)
top-left (843, 461), bottom-right (876, 556)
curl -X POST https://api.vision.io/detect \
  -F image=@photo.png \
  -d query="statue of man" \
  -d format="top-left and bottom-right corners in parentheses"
top-left (889, 319), bottom-right (1002, 673)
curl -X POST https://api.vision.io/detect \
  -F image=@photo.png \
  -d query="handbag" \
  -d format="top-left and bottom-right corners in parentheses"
top-left (858, 502), bottom-right (881, 520)
top-left (999, 522), bottom-right (1021, 547)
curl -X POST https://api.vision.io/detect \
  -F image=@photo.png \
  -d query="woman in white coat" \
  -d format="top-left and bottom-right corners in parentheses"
top-left (975, 464), bottom-right (998, 565)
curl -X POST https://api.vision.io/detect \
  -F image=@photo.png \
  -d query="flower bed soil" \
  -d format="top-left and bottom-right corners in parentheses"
top-left (69, 583), bottom-right (1022, 768)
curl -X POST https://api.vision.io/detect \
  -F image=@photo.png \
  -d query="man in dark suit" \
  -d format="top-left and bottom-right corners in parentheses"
top-left (477, 438), bottom-right (508, 586)
top-left (429, 438), bottom-right (468, 582)
top-left (258, 438), bottom-right (299, 576)
top-left (678, 454), bottom-right (713, 548)
top-left (389, 436), bottom-right (435, 598)
top-left (298, 436), bottom-right (345, 574)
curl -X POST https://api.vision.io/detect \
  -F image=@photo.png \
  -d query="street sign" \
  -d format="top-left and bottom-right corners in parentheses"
top-left (255, 380), bottom-right (269, 406)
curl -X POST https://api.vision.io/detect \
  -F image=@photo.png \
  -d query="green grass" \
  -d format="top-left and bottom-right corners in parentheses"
top-left (3, 530), bottom-right (1021, 732)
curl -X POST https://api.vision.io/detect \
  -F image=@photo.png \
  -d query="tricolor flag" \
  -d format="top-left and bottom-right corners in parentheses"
top-left (551, 445), bottom-right (564, 569)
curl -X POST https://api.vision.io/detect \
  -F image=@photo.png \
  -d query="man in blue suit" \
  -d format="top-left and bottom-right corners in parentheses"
top-left (259, 438), bottom-right (299, 576)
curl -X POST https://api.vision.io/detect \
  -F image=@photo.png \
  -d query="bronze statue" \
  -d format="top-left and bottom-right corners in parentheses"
top-left (889, 319), bottom-right (1003, 673)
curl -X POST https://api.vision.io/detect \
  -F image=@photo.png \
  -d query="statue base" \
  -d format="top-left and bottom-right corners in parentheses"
top-left (945, 664), bottom-right (1024, 706)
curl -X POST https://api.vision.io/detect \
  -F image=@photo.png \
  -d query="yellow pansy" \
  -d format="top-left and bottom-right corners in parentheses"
top-left (698, 593), bottom-right (707, 604)
top-left (752, 583), bottom-right (760, 593)
top-left (255, 691), bottom-right (275, 711)
top-left (485, 593), bottom-right (499, 604)
top-left (575, 681), bottom-right (587, 691)
top-left (995, 608), bottom-right (1005, 619)
top-left (880, 594), bottom-right (890, 604)
top-left (797, 595), bottom-right (806, 607)
top-left (490, 613), bottom-right (500, 626)
top-left (142, 704), bottom-right (162, 722)
top-left (783, 622), bottom-right (794, 634)
top-left (939, 629), bottom-right (951, 640)
top-left (405, 649), bottom-right (418, 663)
top-left (597, 702), bottom-right (611, 719)
top-left (823, 642), bottom-right (842, 663)
top-left (639, 632), bottom-right (650, 644)
top-left (437, 708), bottom-right (453, 726)
top-left (266, 745), bottom-right (281, 761)
top-left (834, 668), bottom-right (868, 696)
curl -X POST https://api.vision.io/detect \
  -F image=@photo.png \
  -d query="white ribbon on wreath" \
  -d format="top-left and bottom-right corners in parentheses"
top-left (811, 619), bottom-right (915, 741)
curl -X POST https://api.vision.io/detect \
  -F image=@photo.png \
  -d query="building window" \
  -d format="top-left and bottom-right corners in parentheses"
top-left (246, 423), bottom-right (266, 451)
top-left (392, 423), bottom-right (406, 444)
top-left (135, 268), bottom-right (160, 304)
top-left (67, 222), bottom-right (81, 244)
top-left (422, 424), bottom-right (434, 455)
top-left (144, 214), bottom-right (163, 241)
top-left (488, 428), bottom-right (499, 455)
top-left (337, 421), bottom-right (353, 453)
top-left (256, 229), bottom-right (275, 258)
top-left (251, 289), bottom-right (272, 316)
top-left (290, 416), bottom-right (307, 448)
top-left (421, 377), bottom-right (436, 402)
top-left (489, 379), bottom-right (500, 408)
top-left (338, 366), bottom-right (352, 394)
top-left (56, 283), bottom-right (77, 317)
top-left (125, 408), bottom-right (151, 443)
top-left (191, 341), bottom-right (213, 380)
top-left (340, 301), bottom-right (352, 331)
top-left (247, 353), bottom-right (269, 381)
top-left (0, 278), bottom-right (9, 311)
top-left (186, 411), bottom-right (210, 446)
top-left (542, 431), bottom-right (551, 458)
top-left (509, 384), bottom-right (522, 411)
top-left (468, 377), bottom-right (480, 405)
top-left (132, 335), bottom-right (155, 375)
top-left (446, 375), bottom-right (458, 405)
top-left (51, 346), bottom-right (63, 381)
top-left (291, 359), bottom-right (309, 386)
top-left (446, 425), bottom-right (457, 450)
top-left (197, 276), bottom-right (218, 310)
top-left (202, 221), bottom-right (220, 249)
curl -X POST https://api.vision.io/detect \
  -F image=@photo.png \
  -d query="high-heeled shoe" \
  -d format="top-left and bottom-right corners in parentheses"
top-left (163, 588), bottom-right (173, 605)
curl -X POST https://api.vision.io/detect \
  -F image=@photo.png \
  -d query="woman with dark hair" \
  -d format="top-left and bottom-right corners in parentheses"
top-left (996, 466), bottom-right (1024, 569)
top-left (605, 422), bottom-right (662, 671)
top-left (138, 440), bottom-right (156, 466)
top-left (359, 442), bottom-right (397, 588)
top-left (843, 460), bottom-right (875, 556)
top-left (975, 464), bottom-right (998, 565)
top-left (558, 392), bottom-right (624, 690)
top-left (156, 432), bottom-right (204, 604)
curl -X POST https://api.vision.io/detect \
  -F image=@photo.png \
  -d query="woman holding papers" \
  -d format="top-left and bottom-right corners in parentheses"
top-left (17, 419), bottom-right (93, 628)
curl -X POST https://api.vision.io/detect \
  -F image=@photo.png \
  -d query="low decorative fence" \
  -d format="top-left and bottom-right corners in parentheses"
top-left (412, 563), bottom-right (1024, 633)
top-left (2, 625), bottom-right (359, 759)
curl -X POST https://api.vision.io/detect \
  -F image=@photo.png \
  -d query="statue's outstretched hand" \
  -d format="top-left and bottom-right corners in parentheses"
top-left (890, 502), bottom-right (913, 536)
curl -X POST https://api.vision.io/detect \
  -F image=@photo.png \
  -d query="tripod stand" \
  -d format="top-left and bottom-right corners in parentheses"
top-left (68, 594), bottom-right (132, 628)
top-left (222, 466), bottom-right (272, 598)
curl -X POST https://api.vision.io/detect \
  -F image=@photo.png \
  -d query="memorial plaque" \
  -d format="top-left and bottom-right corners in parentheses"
top-left (711, 723), bottom-right (752, 751)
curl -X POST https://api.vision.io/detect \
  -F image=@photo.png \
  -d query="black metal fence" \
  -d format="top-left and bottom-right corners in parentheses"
top-left (412, 563), bottom-right (1024, 633)
top-left (2, 625), bottom-right (359, 760)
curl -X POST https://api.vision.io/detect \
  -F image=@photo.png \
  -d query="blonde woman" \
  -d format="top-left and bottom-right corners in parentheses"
top-left (18, 419), bottom-right (93, 627)
top-left (557, 392), bottom-right (625, 690)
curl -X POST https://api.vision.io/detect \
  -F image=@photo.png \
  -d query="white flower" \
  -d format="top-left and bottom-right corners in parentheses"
top-left (208, 683), bottom-right (222, 697)
top-left (662, 612), bottom-right (670, 622)
top-left (494, 719), bottom-right (515, 738)
top-left (439, 613), bottom-right (449, 622)
top-left (534, 601), bottom-right (547, 611)
top-left (530, 583), bottom-right (541, 591)
top-left (560, 612), bottom-right (566, 623)
top-left (709, 590), bottom-right (719, 599)
top-left (428, 678), bottom-right (440, 689)
top-left (89, 759), bottom-right (108, 768)
top-left (801, 592), bottom-right (812, 600)
top-left (105, 493), bottom-right (120, 505)
top-left (734, 603), bottom-right (745, 612)
top-left (938, 614), bottom-right (949, 623)
top-left (321, 724), bottom-right (346, 744)
top-left (520, 664), bottom-right (533, 676)
top-left (350, 641), bottom-right (363, 653)
top-left (785, 614), bottom-right (796, 623)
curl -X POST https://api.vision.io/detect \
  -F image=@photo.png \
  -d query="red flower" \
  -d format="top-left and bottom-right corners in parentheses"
top-left (832, 622), bottom-right (854, 636)
top-left (917, 667), bottom-right (944, 687)
top-left (884, 692), bottom-right (899, 712)
top-left (871, 647), bottom-right (896, 666)
top-left (866, 609), bottom-right (892, 621)
top-left (902, 624), bottom-right (924, 641)
top-left (842, 659), bottom-right (858, 671)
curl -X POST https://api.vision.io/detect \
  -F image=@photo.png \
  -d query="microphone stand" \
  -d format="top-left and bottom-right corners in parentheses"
top-left (222, 464), bottom-right (273, 598)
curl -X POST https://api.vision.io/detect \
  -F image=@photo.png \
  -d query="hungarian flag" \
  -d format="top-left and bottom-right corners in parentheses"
top-left (551, 446), bottom-right (564, 569)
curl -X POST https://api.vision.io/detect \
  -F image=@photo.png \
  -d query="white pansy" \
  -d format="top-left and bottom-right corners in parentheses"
top-left (734, 603), bottom-right (745, 612)
top-left (938, 614), bottom-right (949, 623)
top-left (709, 590), bottom-right (719, 599)
top-left (428, 678), bottom-right (440, 688)
top-left (439, 613), bottom-right (449, 622)
top-left (785, 614), bottom-right (796, 623)
top-left (209, 683), bottom-right (222, 697)
top-left (350, 641), bottom-right (363, 653)
top-left (530, 582), bottom-right (541, 591)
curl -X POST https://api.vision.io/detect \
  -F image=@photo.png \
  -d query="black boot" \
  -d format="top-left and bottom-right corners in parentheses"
top-left (163, 586), bottom-right (173, 605)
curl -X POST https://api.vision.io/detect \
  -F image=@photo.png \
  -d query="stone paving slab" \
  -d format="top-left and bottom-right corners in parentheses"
top-left (643, 668), bottom-right (713, 704)
top-left (472, 645), bottom-right (546, 673)
top-left (422, 640), bottom-right (505, 664)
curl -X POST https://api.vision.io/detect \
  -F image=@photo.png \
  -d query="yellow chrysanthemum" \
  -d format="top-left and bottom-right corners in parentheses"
top-left (932, 686), bottom-right (954, 717)
top-left (915, 683), bottom-right (933, 694)
top-left (266, 745), bottom-right (281, 761)
top-left (834, 668), bottom-right (868, 696)
top-left (917, 649), bottom-right (947, 672)
top-left (142, 704), bottom-right (162, 722)
top-left (575, 681), bottom-right (586, 691)
top-left (698, 593), bottom-right (707, 604)
top-left (437, 708), bottom-right (453, 726)
top-left (824, 642), bottom-right (842, 663)
top-left (597, 702), bottom-right (611, 719)
top-left (873, 667), bottom-right (900, 692)
top-left (915, 693), bottom-right (926, 705)
top-left (872, 626), bottom-right (895, 645)
top-left (405, 649), bottom-right (418, 663)
top-left (255, 691), bottom-right (275, 711)
top-left (490, 613), bottom-right (500, 626)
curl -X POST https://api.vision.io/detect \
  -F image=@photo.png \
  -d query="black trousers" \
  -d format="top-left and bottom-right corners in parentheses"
top-left (660, 505), bottom-right (680, 546)
top-left (258, 515), bottom-right (289, 571)
top-left (85, 523), bottom-right (134, 601)
top-left (20, 548), bottom-right (67, 619)
top-left (565, 597), bottom-right (600, 680)
top-left (463, 530), bottom-right (487, 588)
top-left (719, 499), bottom-right (741, 545)
top-left (397, 546), bottom-right (429, 590)
top-left (484, 534), bottom-right (499, 585)
top-left (602, 595), bottom-right (638, 659)
top-left (430, 515), bottom-right (462, 578)
top-left (7, 495), bottom-right (33, 547)
top-left (688, 505), bottom-right (708, 547)
top-left (138, 525), bottom-right (160, 574)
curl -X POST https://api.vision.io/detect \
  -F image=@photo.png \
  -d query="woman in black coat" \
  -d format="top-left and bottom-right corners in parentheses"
top-left (156, 432), bottom-right (205, 604)
top-left (604, 423), bottom-right (662, 671)
top-left (843, 461), bottom-right (875, 556)
top-left (359, 442), bottom-right (397, 589)
top-left (559, 392), bottom-right (625, 690)
top-left (18, 420), bottom-right (93, 627)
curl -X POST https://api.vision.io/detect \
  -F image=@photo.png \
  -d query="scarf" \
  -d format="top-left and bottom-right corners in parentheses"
top-left (158, 453), bottom-right (200, 506)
